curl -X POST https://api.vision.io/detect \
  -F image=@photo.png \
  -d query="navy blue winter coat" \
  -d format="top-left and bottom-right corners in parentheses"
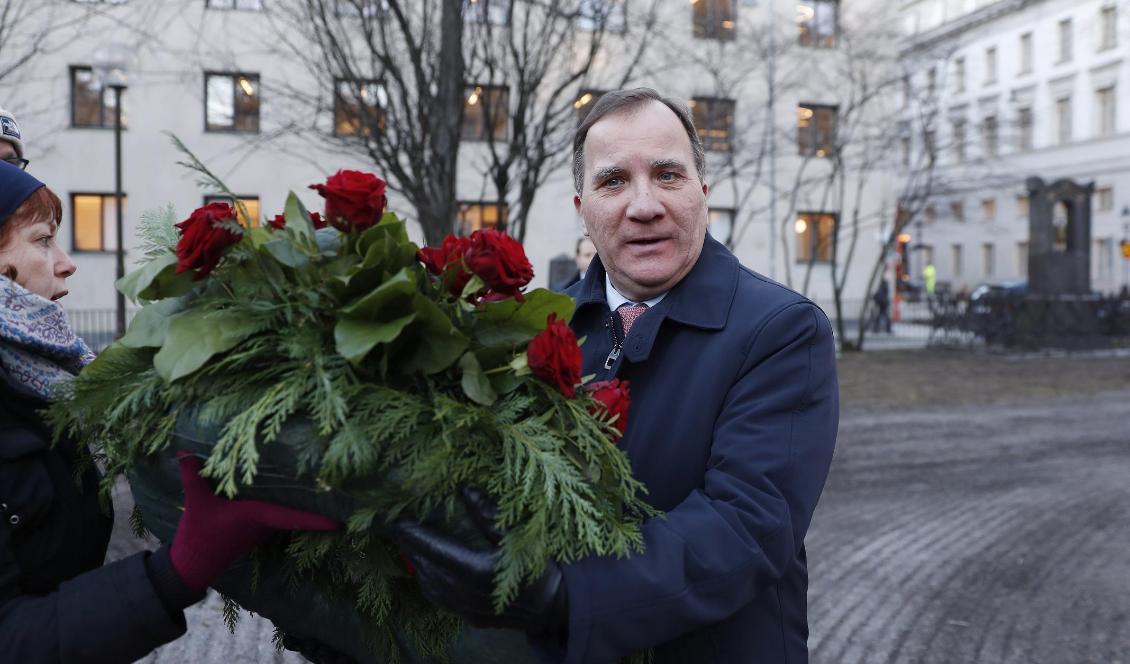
top-left (557, 235), bottom-right (839, 663)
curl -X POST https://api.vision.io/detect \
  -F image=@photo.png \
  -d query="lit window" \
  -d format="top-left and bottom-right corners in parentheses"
top-left (462, 85), bottom-right (508, 141)
top-left (335, 0), bottom-right (389, 17)
top-left (574, 89), bottom-right (606, 124)
top-left (206, 0), bottom-right (263, 9)
top-left (795, 212), bottom-right (836, 263)
top-left (72, 193), bottom-right (125, 252)
top-left (797, 104), bottom-right (836, 157)
top-left (694, 0), bottom-right (735, 41)
top-left (691, 97), bottom-right (735, 152)
top-left (205, 72), bottom-right (260, 133)
top-left (71, 66), bottom-right (125, 128)
top-left (578, 0), bottom-right (627, 33)
top-left (708, 208), bottom-right (734, 246)
top-left (204, 195), bottom-right (261, 227)
top-left (457, 202), bottom-right (508, 234)
top-left (463, 0), bottom-right (510, 25)
top-left (334, 78), bottom-right (387, 136)
top-left (797, 0), bottom-right (837, 48)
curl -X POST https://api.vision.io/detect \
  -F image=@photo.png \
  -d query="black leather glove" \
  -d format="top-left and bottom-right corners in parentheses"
top-left (280, 633), bottom-right (362, 664)
top-left (389, 488), bottom-right (568, 639)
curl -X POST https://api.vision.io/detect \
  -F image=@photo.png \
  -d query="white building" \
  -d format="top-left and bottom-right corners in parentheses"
top-left (899, 0), bottom-right (1130, 295)
top-left (1, 0), bottom-right (896, 345)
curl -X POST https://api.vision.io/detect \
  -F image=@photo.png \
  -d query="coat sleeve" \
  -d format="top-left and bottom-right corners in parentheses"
top-left (557, 302), bottom-right (839, 663)
top-left (0, 521), bottom-right (192, 664)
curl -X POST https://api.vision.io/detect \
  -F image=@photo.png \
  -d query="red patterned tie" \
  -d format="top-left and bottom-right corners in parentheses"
top-left (617, 303), bottom-right (648, 336)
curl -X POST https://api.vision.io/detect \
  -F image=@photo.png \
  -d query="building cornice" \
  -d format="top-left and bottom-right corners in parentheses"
top-left (900, 0), bottom-right (1048, 55)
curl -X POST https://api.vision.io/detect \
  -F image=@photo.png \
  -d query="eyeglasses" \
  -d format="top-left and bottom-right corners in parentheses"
top-left (2, 157), bottom-right (29, 171)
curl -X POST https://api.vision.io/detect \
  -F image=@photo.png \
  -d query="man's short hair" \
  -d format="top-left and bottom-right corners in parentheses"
top-left (572, 88), bottom-right (705, 194)
top-left (575, 236), bottom-right (592, 256)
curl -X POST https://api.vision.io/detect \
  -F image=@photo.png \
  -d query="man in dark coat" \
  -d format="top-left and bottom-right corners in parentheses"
top-left (393, 89), bottom-right (839, 663)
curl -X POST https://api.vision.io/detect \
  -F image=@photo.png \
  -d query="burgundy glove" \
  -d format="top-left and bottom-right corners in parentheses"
top-left (169, 452), bottom-right (339, 593)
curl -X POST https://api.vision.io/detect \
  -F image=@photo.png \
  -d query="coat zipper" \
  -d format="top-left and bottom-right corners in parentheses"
top-left (603, 312), bottom-right (622, 370)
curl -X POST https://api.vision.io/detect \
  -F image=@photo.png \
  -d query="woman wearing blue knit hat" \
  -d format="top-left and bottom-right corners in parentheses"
top-left (0, 162), bottom-right (346, 662)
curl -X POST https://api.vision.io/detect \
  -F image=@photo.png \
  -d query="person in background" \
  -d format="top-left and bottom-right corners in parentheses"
top-left (392, 88), bottom-right (839, 663)
top-left (0, 161), bottom-right (340, 663)
top-left (553, 237), bottom-right (597, 292)
top-left (871, 278), bottom-right (892, 334)
top-left (0, 106), bottom-right (28, 170)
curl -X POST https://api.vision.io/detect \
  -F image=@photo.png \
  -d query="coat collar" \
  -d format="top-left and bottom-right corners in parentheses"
top-left (572, 234), bottom-right (739, 362)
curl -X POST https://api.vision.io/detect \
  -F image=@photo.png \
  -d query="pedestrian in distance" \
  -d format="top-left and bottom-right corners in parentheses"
top-left (0, 161), bottom-right (341, 663)
top-left (872, 278), bottom-right (892, 334)
top-left (391, 88), bottom-right (839, 664)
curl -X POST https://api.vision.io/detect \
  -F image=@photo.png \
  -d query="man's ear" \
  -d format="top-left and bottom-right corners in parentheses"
top-left (702, 182), bottom-right (709, 196)
top-left (574, 194), bottom-right (582, 214)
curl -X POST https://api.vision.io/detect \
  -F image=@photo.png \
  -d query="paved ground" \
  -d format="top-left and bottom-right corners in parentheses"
top-left (105, 351), bottom-right (1130, 662)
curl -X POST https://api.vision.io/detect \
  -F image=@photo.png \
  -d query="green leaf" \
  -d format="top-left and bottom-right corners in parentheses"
top-left (262, 237), bottom-right (310, 269)
top-left (472, 289), bottom-right (576, 347)
top-left (153, 308), bottom-right (260, 382)
top-left (339, 268), bottom-right (417, 319)
top-left (116, 253), bottom-right (182, 302)
top-left (118, 298), bottom-right (188, 348)
top-left (283, 191), bottom-right (316, 240)
top-left (334, 314), bottom-right (417, 364)
top-left (460, 275), bottom-right (487, 300)
top-left (458, 352), bottom-right (497, 406)
top-left (404, 294), bottom-right (468, 374)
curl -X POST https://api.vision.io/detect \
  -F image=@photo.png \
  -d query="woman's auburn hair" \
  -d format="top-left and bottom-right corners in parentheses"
top-left (0, 186), bottom-right (63, 281)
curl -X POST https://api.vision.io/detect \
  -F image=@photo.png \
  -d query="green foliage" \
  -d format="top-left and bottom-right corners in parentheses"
top-left (51, 189), bottom-right (657, 662)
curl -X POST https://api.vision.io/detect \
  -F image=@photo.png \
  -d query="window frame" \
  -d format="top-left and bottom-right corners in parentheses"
top-left (203, 71), bottom-right (261, 134)
top-left (797, 0), bottom-right (839, 48)
top-left (462, 84), bottom-right (509, 142)
top-left (456, 201), bottom-right (509, 235)
top-left (795, 211), bottom-right (837, 264)
top-left (691, 96), bottom-right (736, 152)
top-left (797, 103), bottom-right (837, 158)
top-left (333, 77), bottom-right (387, 137)
top-left (70, 192), bottom-right (126, 253)
top-left (70, 65), bottom-right (121, 129)
top-left (693, 0), bottom-right (736, 41)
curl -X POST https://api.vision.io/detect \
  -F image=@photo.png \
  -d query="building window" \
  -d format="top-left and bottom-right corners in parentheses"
top-left (463, 0), bottom-right (509, 25)
top-left (457, 201), bottom-right (507, 234)
top-left (982, 243), bottom-right (995, 277)
top-left (1096, 238), bottom-right (1114, 280)
top-left (694, 0), bottom-right (735, 41)
top-left (1017, 241), bottom-right (1028, 277)
top-left (462, 85), bottom-right (508, 141)
top-left (951, 119), bottom-right (966, 162)
top-left (1018, 32), bottom-right (1033, 73)
top-left (981, 115), bottom-right (998, 159)
top-left (1055, 96), bottom-right (1072, 144)
top-left (72, 193), bottom-right (124, 252)
top-left (951, 243), bottom-right (963, 278)
top-left (1099, 6), bottom-right (1117, 51)
top-left (1052, 202), bottom-right (1069, 251)
top-left (335, 0), bottom-right (388, 17)
top-left (577, 0), bottom-right (627, 33)
top-left (952, 58), bottom-right (965, 94)
top-left (205, 72), bottom-right (260, 133)
top-left (708, 208), bottom-right (734, 246)
top-left (797, 104), bottom-right (836, 158)
top-left (950, 201), bottom-right (964, 223)
top-left (900, 136), bottom-right (910, 167)
top-left (573, 90), bottom-right (606, 124)
top-left (797, 0), bottom-right (837, 48)
top-left (1096, 86), bottom-right (1116, 137)
top-left (1016, 194), bottom-right (1029, 220)
top-left (691, 97), bottom-right (735, 152)
top-left (1095, 186), bottom-right (1114, 212)
top-left (206, 0), bottom-right (263, 9)
top-left (927, 67), bottom-right (937, 96)
top-left (1057, 18), bottom-right (1073, 62)
top-left (334, 78), bottom-right (386, 136)
top-left (925, 206), bottom-right (936, 225)
top-left (984, 46), bottom-right (997, 85)
top-left (1017, 107), bottom-right (1033, 151)
top-left (204, 195), bottom-right (260, 227)
top-left (924, 129), bottom-right (936, 161)
top-left (795, 212), bottom-right (836, 263)
top-left (71, 66), bottom-right (124, 128)
top-left (981, 198), bottom-right (996, 222)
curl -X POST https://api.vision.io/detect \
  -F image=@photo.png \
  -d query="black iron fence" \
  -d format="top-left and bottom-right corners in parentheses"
top-left (68, 309), bottom-right (137, 353)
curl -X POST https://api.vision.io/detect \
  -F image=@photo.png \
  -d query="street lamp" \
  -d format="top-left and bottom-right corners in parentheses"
top-left (92, 44), bottom-right (132, 338)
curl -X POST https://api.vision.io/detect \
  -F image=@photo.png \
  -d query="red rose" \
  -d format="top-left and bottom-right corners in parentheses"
top-left (309, 170), bottom-right (387, 233)
top-left (418, 234), bottom-right (473, 296)
top-left (269, 211), bottom-right (326, 230)
top-left (463, 229), bottom-right (533, 300)
top-left (587, 378), bottom-right (631, 439)
top-left (174, 202), bottom-right (242, 280)
top-left (527, 313), bottom-right (582, 398)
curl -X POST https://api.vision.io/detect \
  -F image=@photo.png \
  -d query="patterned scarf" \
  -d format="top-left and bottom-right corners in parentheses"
top-left (0, 276), bottom-right (95, 401)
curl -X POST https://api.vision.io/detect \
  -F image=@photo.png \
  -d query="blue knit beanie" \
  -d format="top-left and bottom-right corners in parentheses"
top-left (0, 159), bottom-right (45, 228)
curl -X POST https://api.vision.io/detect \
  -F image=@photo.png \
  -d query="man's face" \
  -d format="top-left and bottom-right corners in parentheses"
top-left (575, 237), bottom-right (596, 275)
top-left (574, 100), bottom-right (708, 301)
top-left (0, 142), bottom-right (15, 162)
